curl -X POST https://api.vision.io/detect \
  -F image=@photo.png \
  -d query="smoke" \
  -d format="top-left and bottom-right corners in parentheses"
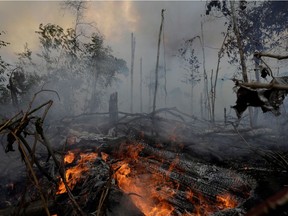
top-left (2, 1), bottom-right (286, 123)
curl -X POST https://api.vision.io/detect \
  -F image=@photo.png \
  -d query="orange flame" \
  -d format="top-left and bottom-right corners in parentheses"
top-left (64, 151), bottom-right (75, 164)
top-left (57, 152), bottom-right (98, 194)
top-left (112, 143), bottom-right (177, 216)
top-left (101, 152), bottom-right (109, 162)
top-left (216, 194), bottom-right (237, 209)
top-left (57, 142), bottom-right (239, 216)
top-left (113, 161), bottom-right (175, 216)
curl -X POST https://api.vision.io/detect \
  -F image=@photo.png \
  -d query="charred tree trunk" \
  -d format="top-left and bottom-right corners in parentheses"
top-left (200, 20), bottom-right (211, 121)
top-left (140, 57), bottom-right (143, 113)
top-left (7, 75), bottom-right (18, 107)
top-left (130, 33), bottom-right (136, 113)
top-left (109, 92), bottom-right (118, 125)
top-left (162, 24), bottom-right (167, 107)
top-left (230, 1), bottom-right (254, 127)
top-left (252, 56), bottom-right (261, 125)
top-left (211, 32), bottom-right (228, 123)
top-left (230, 2), bottom-right (248, 83)
top-left (152, 9), bottom-right (165, 114)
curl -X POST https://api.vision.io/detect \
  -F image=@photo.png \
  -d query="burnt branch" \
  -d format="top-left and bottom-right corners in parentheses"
top-left (254, 52), bottom-right (288, 60)
top-left (232, 78), bottom-right (288, 90)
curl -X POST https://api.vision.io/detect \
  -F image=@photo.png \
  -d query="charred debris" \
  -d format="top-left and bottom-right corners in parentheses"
top-left (1, 85), bottom-right (288, 216)
top-left (231, 52), bottom-right (288, 120)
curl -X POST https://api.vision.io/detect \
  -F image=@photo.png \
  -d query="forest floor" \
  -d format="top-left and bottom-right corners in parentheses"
top-left (1, 112), bottom-right (288, 216)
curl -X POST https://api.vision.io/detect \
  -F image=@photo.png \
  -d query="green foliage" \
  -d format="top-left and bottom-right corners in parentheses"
top-left (0, 32), bottom-right (10, 78)
top-left (0, 32), bottom-right (10, 104)
top-left (0, 32), bottom-right (10, 49)
top-left (35, 23), bottom-right (128, 114)
top-left (82, 33), bottom-right (128, 111)
top-left (0, 21), bottom-right (128, 112)
top-left (84, 34), bottom-right (110, 59)
top-left (17, 43), bottom-right (33, 62)
top-left (84, 34), bottom-right (128, 86)
top-left (36, 23), bottom-right (77, 53)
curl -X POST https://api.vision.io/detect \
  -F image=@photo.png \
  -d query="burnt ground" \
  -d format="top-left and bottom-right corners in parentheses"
top-left (1, 112), bottom-right (288, 215)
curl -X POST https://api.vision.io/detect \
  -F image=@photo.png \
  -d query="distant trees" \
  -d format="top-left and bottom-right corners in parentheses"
top-left (206, 0), bottom-right (288, 79)
top-left (35, 23), bottom-right (128, 115)
top-left (0, 32), bottom-right (10, 104)
top-left (178, 36), bottom-right (201, 115)
top-left (0, 33), bottom-right (39, 106)
top-left (204, 0), bottom-right (288, 123)
top-left (0, 0), bottom-right (128, 118)
top-left (83, 33), bottom-right (128, 112)
top-left (0, 32), bottom-right (9, 80)
top-left (0, 20), bottom-right (128, 117)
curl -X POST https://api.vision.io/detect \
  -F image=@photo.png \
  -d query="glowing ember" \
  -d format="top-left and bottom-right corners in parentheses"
top-left (112, 143), bottom-right (179, 216)
top-left (113, 161), bottom-right (175, 216)
top-left (101, 152), bottom-right (109, 162)
top-left (112, 143), bottom-right (239, 216)
top-left (64, 151), bottom-right (75, 164)
top-left (216, 194), bottom-right (237, 209)
top-left (57, 152), bottom-right (98, 194)
top-left (57, 142), bottom-right (240, 216)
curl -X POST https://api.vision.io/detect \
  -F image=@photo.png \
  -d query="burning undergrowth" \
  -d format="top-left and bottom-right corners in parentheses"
top-left (1, 100), bottom-right (285, 216)
top-left (52, 136), bottom-right (255, 216)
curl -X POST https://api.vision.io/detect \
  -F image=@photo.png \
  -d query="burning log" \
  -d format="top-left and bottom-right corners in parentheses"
top-left (110, 140), bottom-right (254, 215)
top-left (4, 98), bottom-right (285, 216)
top-left (53, 132), bottom-right (255, 216)
top-left (2, 90), bottom-right (288, 215)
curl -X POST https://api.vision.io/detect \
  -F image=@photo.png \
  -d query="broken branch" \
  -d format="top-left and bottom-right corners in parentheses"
top-left (233, 79), bottom-right (288, 90)
top-left (254, 52), bottom-right (288, 60)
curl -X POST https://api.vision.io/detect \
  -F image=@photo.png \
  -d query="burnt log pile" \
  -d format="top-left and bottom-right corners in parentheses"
top-left (1, 104), bottom-right (288, 215)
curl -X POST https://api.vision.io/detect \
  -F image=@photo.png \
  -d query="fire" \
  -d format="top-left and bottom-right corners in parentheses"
top-left (57, 151), bottom-right (98, 194)
top-left (64, 151), bottom-right (75, 164)
top-left (113, 161), bottom-right (175, 216)
top-left (216, 194), bottom-right (237, 209)
top-left (112, 143), bottom-right (176, 216)
top-left (101, 152), bottom-right (109, 162)
top-left (57, 142), bottom-right (239, 215)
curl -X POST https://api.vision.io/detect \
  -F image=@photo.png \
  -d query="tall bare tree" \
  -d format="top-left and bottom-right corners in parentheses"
top-left (140, 57), bottom-right (143, 113)
top-left (210, 32), bottom-right (228, 122)
top-left (152, 9), bottom-right (165, 114)
top-left (130, 33), bottom-right (136, 113)
top-left (206, 0), bottom-right (288, 123)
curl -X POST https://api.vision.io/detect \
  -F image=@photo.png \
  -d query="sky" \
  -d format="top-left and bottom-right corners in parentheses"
top-left (0, 1), bottom-right (249, 119)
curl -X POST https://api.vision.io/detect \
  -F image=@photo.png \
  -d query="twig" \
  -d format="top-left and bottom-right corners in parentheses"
top-left (18, 134), bottom-right (56, 182)
top-left (0, 100), bottom-right (53, 132)
top-left (12, 132), bottom-right (51, 216)
top-left (96, 168), bottom-right (112, 216)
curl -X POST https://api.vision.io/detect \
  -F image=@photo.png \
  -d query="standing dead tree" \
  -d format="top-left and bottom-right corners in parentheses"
top-left (130, 33), bottom-right (136, 113)
top-left (210, 31), bottom-right (228, 123)
top-left (109, 92), bottom-right (118, 125)
top-left (140, 57), bottom-right (143, 113)
top-left (152, 9), bottom-right (165, 114)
